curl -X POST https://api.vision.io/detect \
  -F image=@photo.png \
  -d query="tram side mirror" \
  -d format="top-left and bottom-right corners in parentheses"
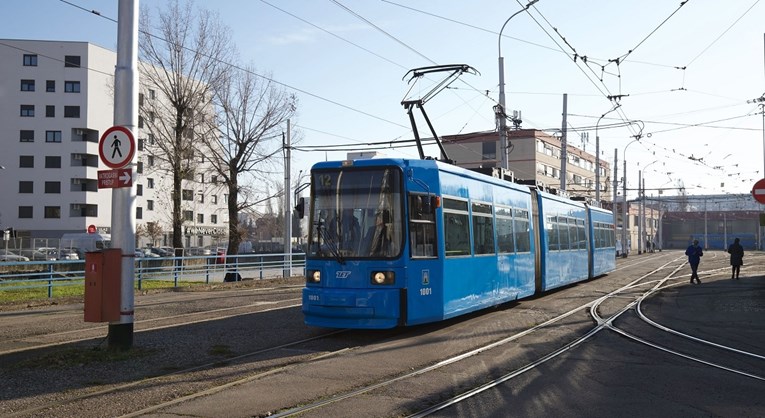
top-left (295, 197), bottom-right (305, 219)
top-left (422, 196), bottom-right (437, 214)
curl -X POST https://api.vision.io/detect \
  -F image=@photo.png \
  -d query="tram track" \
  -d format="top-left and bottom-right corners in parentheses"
top-left (2, 252), bottom-right (762, 417)
top-left (0, 285), bottom-right (304, 355)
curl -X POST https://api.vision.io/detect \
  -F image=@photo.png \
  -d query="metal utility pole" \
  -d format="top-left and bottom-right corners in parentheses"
top-left (497, 0), bottom-right (538, 170)
top-left (283, 119), bottom-right (292, 278)
top-left (638, 170), bottom-right (643, 254)
top-left (612, 149), bottom-right (618, 252)
top-left (109, 0), bottom-right (138, 350)
top-left (595, 105), bottom-right (620, 205)
top-left (560, 93), bottom-right (568, 191)
top-left (622, 158), bottom-right (628, 257)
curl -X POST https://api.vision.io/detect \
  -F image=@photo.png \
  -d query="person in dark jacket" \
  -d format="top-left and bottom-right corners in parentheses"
top-left (727, 237), bottom-right (744, 279)
top-left (685, 239), bottom-right (703, 284)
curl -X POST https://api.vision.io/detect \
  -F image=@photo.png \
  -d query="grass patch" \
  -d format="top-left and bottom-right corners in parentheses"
top-left (12, 346), bottom-right (155, 370)
top-left (208, 344), bottom-right (234, 357)
top-left (0, 279), bottom-right (203, 305)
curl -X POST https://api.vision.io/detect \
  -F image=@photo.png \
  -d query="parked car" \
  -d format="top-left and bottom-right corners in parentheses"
top-left (137, 248), bottom-right (161, 258)
top-left (57, 249), bottom-right (80, 260)
top-left (0, 250), bottom-right (30, 262)
top-left (185, 247), bottom-right (211, 256)
top-left (20, 249), bottom-right (57, 261)
top-left (146, 247), bottom-right (172, 257)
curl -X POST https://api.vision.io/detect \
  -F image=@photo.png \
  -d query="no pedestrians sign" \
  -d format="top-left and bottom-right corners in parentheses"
top-left (99, 126), bottom-right (135, 169)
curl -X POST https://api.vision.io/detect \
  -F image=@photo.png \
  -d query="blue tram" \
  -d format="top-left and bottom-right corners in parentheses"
top-left (301, 158), bottom-right (616, 329)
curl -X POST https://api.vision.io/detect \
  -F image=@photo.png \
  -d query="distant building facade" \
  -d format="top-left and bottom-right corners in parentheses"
top-left (0, 39), bottom-right (226, 247)
top-left (442, 129), bottom-right (611, 203)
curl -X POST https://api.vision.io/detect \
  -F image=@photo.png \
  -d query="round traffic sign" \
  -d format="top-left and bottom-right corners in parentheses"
top-left (752, 178), bottom-right (765, 204)
top-left (99, 126), bottom-right (136, 169)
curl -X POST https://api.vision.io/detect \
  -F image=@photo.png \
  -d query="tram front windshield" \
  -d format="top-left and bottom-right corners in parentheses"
top-left (309, 168), bottom-right (402, 259)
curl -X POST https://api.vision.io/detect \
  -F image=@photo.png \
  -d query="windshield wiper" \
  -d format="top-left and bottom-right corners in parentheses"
top-left (318, 223), bottom-right (345, 264)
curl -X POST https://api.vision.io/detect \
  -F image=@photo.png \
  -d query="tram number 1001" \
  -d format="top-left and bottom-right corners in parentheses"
top-left (419, 287), bottom-right (432, 296)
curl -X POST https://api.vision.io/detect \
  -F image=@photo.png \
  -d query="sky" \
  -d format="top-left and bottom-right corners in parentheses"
top-left (2, 0), bottom-right (764, 202)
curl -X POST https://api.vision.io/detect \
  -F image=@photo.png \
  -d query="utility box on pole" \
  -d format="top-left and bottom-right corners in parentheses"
top-left (84, 249), bottom-right (123, 323)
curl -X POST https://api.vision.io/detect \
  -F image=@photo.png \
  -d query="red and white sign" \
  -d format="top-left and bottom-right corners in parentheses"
top-left (752, 178), bottom-right (765, 204)
top-left (99, 126), bottom-right (135, 169)
top-left (98, 168), bottom-right (133, 189)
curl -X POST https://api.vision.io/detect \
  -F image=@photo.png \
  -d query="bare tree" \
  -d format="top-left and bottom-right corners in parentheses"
top-left (138, 0), bottom-right (235, 250)
top-left (202, 65), bottom-right (297, 256)
top-left (136, 222), bottom-right (164, 247)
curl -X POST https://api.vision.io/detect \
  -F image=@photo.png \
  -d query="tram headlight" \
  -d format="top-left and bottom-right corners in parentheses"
top-left (371, 271), bottom-right (395, 285)
top-left (307, 270), bottom-right (321, 283)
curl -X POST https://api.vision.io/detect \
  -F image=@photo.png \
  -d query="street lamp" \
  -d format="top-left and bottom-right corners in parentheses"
top-left (595, 105), bottom-right (620, 204)
top-left (638, 159), bottom-right (659, 254)
top-left (497, 0), bottom-right (539, 170)
top-left (621, 135), bottom-right (642, 257)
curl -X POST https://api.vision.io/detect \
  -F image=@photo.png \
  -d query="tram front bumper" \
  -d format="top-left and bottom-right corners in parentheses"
top-left (302, 287), bottom-right (401, 329)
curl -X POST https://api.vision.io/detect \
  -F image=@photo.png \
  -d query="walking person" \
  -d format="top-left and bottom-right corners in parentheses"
top-left (685, 239), bottom-right (703, 284)
top-left (727, 237), bottom-right (744, 280)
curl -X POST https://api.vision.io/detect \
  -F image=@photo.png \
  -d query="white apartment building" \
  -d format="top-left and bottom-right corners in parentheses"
top-left (0, 39), bottom-right (227, 247)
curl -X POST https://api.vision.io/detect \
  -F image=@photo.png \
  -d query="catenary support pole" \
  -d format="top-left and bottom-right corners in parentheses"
top-left (560, 93), bottom-right (568, 191)
top-left (283, 119), bottom-right (292, 278)
top-left (109, 0), bottom-right (138, 350)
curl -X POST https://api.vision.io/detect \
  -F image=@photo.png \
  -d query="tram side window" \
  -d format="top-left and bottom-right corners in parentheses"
top-left (606, 225), bottom-right (615, 247)
top-left (472, 202), bottom-right (495, 255)
top-left (577, 220), bottom-right (586, 249)
top-left (568, 219), bottom-right (579, 250)
top-left (443, 198), bottom-right (470, 256)
top-left (513, 209), bottom-right (530, 252)
top-left (546, 216), bottom-right (559, 251)
top-left (409, 194), bottom-right (437, 258)
top-left (558, 217), bottom-right (571, 250)
top-left (496, 207), bottom-right (514, 253)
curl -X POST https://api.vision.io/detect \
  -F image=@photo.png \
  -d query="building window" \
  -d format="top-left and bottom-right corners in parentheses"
top-left (44, 206), bottom-right (61, 219)
top-left (19, 155), bottom-right (34, 167)
top-left (182, 189), bottom-right (193, 201)
top-left (20, 130), bottom-right (34, 142)
top-left (18, 206), bottom-right (33, 218)
top-left (481, 141), bottom-right (496, 160)
top-left (183, 210), bottom-right (193, 221)
top-left (149, 89), bottom-right (156, 99)
top-left (197, 213), bottom-right (204, 224)
top-left (147, 133), bottom-right (154, 145)
top-left (20, 79), bottom-right (35, 91)
top-left (197, 192), bottom-right (204, 203)
top-left (138, 116), bottom-right (144, 128)
top-left (44, 181), bottom-right (61, 193)
top-left (211, 214), bottom-right (217, 224)
top-left (46, 80), bottom-right (55, 92)
top-left (148, 155), bottom-right (154, 166)
top-left (23, 54), bottom-right (37, 66)
top-left (20, 105), bottom-right (35, 117)
top-left (136, 207), bottom-right (143, 220)
top-left (136, 161), bottom-right (143, 174)
top-left (147, 200), bottom-right (154, 211)
top-left (46, 131), bottom-right (62, 142)
top-left (147, 178), bottom-right (155, 188)
top-left (198, 173), bottom-right (204, 183)
top-left (64, 106), bottom-right (80, 118)
top-left (45, 156), bottom-right (61, 168)
top-left (138, 138), bottom-right (144, 151)
top-left (64, 55), bottom-right (81, 68)
top-left (211, 175), bottom-right (218, 183)
top-left (211, 195), bottom-right (217, 204)
top-left (137, 184), bottom-right (143, 196)
top-left (19, 181), bottom-right (34, 193)
top-left (46, 105), bottom-right (55, 117)
top-left (64, 81), bottom-right (80, 93)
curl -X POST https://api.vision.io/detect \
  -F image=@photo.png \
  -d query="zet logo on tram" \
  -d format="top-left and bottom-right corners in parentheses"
top-left (335, 271), bottom-right (352, 279)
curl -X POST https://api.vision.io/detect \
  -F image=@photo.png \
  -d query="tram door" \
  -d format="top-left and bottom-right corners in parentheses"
top-left (530, 189), bottom-right (543, 293)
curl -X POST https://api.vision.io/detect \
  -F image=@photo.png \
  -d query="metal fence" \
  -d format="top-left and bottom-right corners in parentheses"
top-left (0, 252), bottom-right (306, 298)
